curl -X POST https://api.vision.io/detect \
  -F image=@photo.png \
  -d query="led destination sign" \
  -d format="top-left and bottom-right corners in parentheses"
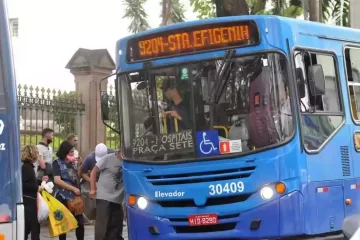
top-left (126, 20), bottom-right (260, 62)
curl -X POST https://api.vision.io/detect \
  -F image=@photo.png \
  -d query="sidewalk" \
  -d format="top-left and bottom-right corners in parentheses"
top-left (40, 224), bottom-right (128, 240)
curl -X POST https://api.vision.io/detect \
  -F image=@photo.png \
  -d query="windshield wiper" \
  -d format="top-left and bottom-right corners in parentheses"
top-left (208, 49), bottom-right (236, 128)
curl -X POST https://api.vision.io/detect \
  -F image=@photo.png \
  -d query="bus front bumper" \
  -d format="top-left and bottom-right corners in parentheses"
top-left (125, 192), bottom-right (302, 240)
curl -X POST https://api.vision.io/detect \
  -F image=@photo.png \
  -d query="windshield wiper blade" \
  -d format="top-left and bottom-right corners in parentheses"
top-left (208, 49), bottom-right (235, 128)
top-left (208, 49), bottom-right (236, 104)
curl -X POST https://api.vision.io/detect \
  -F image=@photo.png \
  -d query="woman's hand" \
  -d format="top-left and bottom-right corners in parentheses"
top-left (42, 176), bottom-right (48, 182)
top-left (72, 187), bottom-right (81, 196)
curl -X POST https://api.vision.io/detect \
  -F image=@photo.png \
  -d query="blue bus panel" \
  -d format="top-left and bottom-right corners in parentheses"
top-left (0, 0), bottom-right (24, 239)
top-left (115, 15), bottom-right (360, 239)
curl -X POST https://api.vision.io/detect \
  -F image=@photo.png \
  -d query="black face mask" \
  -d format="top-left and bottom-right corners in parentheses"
top-left (47, 139), bottom-right (53, 145)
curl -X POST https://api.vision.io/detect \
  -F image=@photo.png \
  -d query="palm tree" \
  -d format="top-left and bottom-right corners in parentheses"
top-left (322, 0), bottom-right (349, 26)
top-left (309, 0), bottom-right (321, 22)
top-left (122, 0), bottom-right (150, 33)
top-left (190, 0), bottom-right (303, 18)
top-left (160, 0), bottom-right (186, 26)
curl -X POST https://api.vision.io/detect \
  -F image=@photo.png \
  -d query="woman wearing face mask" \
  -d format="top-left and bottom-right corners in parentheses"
top-left (52, 141), bottom-right (84, 240)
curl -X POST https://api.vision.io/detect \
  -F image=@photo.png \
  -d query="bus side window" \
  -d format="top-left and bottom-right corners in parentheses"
top-left (294, 50), bottom-right (343, 151)
top-left (344, 48), bottom-right (360, 121)
top-left (295, 51), bottom-right (341, 113)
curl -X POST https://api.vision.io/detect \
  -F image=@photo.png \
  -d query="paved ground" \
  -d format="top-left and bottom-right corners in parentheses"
top-left (40, 224), bottom-right (128, 240)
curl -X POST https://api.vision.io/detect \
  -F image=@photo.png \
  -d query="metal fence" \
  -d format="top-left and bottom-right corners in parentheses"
top-left (17, 84), bottom-right (85, 153)
top-left (106, 85), bottom-right (120, 150)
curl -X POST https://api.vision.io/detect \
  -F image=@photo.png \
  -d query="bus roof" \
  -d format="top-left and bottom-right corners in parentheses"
top-left (118, 15), bottom-right (360, 45)
top-left (116, 15), bottom-right (360, 71)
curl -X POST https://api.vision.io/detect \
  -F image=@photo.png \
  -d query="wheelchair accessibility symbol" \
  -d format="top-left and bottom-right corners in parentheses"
top-left (196, 130), bottom-right (220, 157)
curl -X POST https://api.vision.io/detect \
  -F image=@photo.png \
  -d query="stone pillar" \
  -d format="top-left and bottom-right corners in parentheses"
top-left (350, 0), bottom-right (360, 29)
top-left (66, 48), bottom-right (115, 157)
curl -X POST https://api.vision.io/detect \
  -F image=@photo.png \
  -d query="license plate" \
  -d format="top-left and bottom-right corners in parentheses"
top-left (188, 213), bottom-right (218, 226)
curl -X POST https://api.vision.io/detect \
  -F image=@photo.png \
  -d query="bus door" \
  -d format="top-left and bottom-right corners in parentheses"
top-left (0, 0), bottom-right (24, 239)
top-left (344, 47), bottom-right (360, 179)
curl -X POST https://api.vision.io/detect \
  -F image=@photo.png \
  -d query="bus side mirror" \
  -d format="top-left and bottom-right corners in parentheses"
top-left (308, 64), bottom-right (325, 96)
top-left (343, 215), bottom-right (360, 239)
top-left (296, 67), bottom-right (306, 98)
top-left (101, 91), bottom-right (110, 121)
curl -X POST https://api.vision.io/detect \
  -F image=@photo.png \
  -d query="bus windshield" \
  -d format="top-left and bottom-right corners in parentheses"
top-left (120, 52), bottom-right (293, 161)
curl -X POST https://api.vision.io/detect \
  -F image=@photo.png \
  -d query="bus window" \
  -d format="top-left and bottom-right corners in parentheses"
top-left (344, 48), bottom-right (360, 121)
top-left (120, 53), bottom-right (294, 161)
top-left (294, 50), bottom-right (343, 151)
top-left (120, 69), bottom-right (194, 160)
top-left (192, 53), bottom-right (293, 151)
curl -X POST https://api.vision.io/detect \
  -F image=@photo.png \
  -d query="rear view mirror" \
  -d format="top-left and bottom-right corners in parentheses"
top-left (98, 73), bottom-right (120, 135)
top-left (296, 67), bottom-right (306, 98)
top-left (308, 64), bottom-right (325, 96)
top-left (343, 215), bottom-right (360, 239)
top-left (101, 92), bottom-right (110, 121)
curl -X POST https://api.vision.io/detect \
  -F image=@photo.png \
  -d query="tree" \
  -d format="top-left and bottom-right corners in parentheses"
top-left (190, 0), bottom-right (302, 18)
top-left (309, 0), bottom-right (321, 22)
top-left (257, 0), bottom-right (302, 18)
top-left (123, 0), bottom-right (150, 33)
top-left (189, 0), bottom-right (250, 18)
top-left (322, 0), bottom-right (349, 26)
top-left (160, 0), bottom-right (186, 26)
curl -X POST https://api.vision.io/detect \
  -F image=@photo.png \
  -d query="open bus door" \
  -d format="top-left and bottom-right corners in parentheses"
top-left (0, 0), bottom-right (25, 239)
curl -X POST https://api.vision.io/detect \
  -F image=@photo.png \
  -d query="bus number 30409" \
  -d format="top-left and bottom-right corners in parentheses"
top-left (208, 182), bottom-right (244, 196)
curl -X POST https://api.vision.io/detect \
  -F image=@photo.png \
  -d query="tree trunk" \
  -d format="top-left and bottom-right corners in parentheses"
top-left (309, 0), bottom-right (321, 22)
top-left (215, 0), bottom-right (249, 17)
top-left (160, 0), bottom-right (172, 26)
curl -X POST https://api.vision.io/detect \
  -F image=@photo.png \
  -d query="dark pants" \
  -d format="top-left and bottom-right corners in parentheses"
top-left (56, 195), bottom-right (85, 240)
top-left (24, 205), bottom-right (40, 240)
top-left (95, 199), bottom-right (124, 240)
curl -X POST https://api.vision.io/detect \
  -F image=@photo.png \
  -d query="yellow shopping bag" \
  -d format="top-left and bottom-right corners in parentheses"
top-left (42, 191), bottom-right (78, 237)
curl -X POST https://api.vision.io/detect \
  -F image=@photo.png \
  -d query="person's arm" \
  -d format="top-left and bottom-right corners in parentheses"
top-left (38, 154), bottom-right (46, 170)
top-left (81, 158), bottom-right (91, 183)
top-left (89, 166), bottom-right (100, 199)
top-left (22, 165), bottom-right (39, 192)
top-left (77, 156), bottom-right (83, 177)
top-left (89, 156), bottom-right (107, 199)
top-left (52, 161), bottom-right (80, 195)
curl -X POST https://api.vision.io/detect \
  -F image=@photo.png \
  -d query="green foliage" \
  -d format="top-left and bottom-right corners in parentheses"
top-left (123, 0), bottom-right (150, 33)
top-left (257, 0), bottom-right (302, 18)
top-left (190, 0), bottom-right (303, 18)
top-left (323, 0), bottom-right (349, 26)
top-left (247, 0), bottom-right (267, 15)
top-left (52, 91), bottom-right (81, 135)
top-left (189, 0), bottom-right (216, 19)
top-left (170, 0), bottom-right (186, 23)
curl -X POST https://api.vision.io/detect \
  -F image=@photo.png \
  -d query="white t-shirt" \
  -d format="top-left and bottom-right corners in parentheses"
top-left (36, 143), bottom-right (53, 164)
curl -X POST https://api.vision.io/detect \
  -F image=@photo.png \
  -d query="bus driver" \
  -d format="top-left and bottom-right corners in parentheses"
top-left (162, 78), bottom-right (191, 132)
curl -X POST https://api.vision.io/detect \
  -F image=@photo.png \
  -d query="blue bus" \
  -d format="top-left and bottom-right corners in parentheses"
top-left (108, 15), bottom-right (360, 239)
top-left (0, 0), bottom-right (24, 239)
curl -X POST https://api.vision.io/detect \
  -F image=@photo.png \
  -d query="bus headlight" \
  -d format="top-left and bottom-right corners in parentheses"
top-left (260, 186), bottom-right (274, 200)
top-left (137, 196), bottom-right (148, 210)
